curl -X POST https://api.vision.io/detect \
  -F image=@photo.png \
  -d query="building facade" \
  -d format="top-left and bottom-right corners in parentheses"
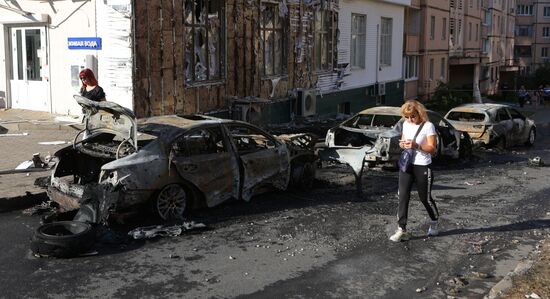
top-left (515, 0), bottom-right (550, 77)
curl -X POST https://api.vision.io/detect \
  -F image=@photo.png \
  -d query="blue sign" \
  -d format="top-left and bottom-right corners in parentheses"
top-left (68, 37), bottom-right (102, 50)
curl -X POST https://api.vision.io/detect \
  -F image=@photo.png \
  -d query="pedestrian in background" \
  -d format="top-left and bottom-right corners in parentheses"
top-left (535, 85), bottom-right (543, 106)
top-left (79, 68), bottom-right (106, 102)
top-left (390, 100), bottom-right (440, 242)
top-left (517, 85), bottom-right (528, 108)
top-left (544, 84), bottom-right (550, 107)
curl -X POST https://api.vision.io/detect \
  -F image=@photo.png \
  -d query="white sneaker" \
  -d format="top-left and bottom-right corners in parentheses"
top-left (389, 227), bottom-right (410, 242)
top-left (427, 220), bottom-right (439, 236)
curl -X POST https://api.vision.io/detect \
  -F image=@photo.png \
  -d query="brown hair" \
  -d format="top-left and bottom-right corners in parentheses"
top-left (400, 100), bottom-right (428, 123)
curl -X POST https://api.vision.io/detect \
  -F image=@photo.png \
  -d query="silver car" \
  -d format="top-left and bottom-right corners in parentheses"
top-left (444, 103), bottom-right (536, 148)
top-left (48, 96), bottom-right (317, 224)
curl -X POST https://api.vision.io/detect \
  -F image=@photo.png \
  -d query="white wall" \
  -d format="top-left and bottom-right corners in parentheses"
top-left (338, 0), bottom-right (407, 89)
top-left (0, 1), bottom-right (133, 115)
top-left (0, 1), bottom-right (97, 115)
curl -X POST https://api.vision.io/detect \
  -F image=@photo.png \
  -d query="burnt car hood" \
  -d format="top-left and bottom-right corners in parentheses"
top-left (75, 95), bottom-right (137, 149)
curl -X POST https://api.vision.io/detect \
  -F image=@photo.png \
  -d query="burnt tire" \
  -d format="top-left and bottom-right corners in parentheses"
top-left (289, 161), bottom-right (316, 190)
top-left (525, 128), bottom-right (536, 146)
top-left (30, 221), bottom-right (95, 258)
top-left (153, 184), bottom-right (190, 221)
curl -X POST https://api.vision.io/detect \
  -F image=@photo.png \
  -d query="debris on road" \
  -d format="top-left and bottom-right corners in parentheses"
top-left (464, 180), bottom-right (484, 186)
top-left (0, 153), bottom-right (56, 175)
top-left (416, 287), bottom-right (427, 293)
top-left (0, 132), bottom-right (29, 137)
top-left (127, 222), bottom-right (207, 239)
top-left (38, 141), bottom-right (69, 145)
top-left (528, 157), bottom-right (544, 167)
top-left (525, 293), bottom-right (541, 299)
top-left (22, 201), bottom-right (57, 216)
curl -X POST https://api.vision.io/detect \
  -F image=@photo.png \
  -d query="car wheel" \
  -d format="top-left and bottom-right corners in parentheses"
top-left (30, 221), bottom-right (95, 258)
top-left (525, 128), bottom-right (536, 146)
top-left (497, 136), bottom-right (507, 150)
top-left (154, 184), bottom-right (189, 221)
top-left (459, 133), bottom-right (473, 159)
top-left (289, 161), bottom-right (316, 189)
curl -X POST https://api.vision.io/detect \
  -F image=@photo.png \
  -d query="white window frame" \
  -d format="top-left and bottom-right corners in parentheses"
top-left (403, 55), bottom-right (418, 80)
top-left (516, 5), bottom-right (533, 16)
top-left (351, 13), bottom-right (366, 69)
top-left (380, 17), bottom-right (393, 67)
top-left (544, 7), bottom-right (550, 17)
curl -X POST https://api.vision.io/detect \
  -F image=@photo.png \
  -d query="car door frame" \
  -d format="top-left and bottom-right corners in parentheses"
top-left (169, 124), bottom-right (240, 207)
top-left (494, 107), bottom-right (513, 144)
top-left (223, 122), bottom-right (290, 202)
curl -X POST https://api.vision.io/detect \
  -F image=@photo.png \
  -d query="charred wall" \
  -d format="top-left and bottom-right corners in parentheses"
top-left (133, 0), bottom-right (340, 118)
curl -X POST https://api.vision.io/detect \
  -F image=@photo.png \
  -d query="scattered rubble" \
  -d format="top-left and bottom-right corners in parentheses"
top-left (528, 157), bottom-right (544, 167)
top-left (127, 222), bottom-right (207, 239)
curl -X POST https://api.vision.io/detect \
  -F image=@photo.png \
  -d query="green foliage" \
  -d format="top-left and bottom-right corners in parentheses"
top-left (424, 82), bottom-right (473, 114)
top-left (518, 61), bottom-right (550, 89)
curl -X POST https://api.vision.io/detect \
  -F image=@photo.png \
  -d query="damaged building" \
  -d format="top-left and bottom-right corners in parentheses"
top-left (0, 0), bottom-right (408, 124)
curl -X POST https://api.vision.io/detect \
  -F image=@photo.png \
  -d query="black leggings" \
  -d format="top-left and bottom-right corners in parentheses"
top-left (397, 165), bottom-right (439, 230)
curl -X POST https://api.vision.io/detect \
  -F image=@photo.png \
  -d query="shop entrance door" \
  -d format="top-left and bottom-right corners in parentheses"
top-left (9, 27), bottom-right (49, 111)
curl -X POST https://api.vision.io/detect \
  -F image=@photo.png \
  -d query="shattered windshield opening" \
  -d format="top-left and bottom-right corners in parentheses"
top-left (342, 114), bottom-right (401, 129)
top-left (447, 112), bottom-right (486, 122)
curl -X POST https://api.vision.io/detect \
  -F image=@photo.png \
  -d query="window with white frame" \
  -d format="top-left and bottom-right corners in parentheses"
top-left (430, 16), bottom-right (435, 40)
top-left (380, 17), bottom-right (393, 66)
top-left (260, 3), bottom-right (286, 76)
top-left (351, 14), bottom-right (366, 69)
top-left (542, 47), bottom-right (548, 57)
top-left (516, 5), bottom-right (533, 15)
top-left (544, 27), bottom-right (550, 38)
top-left (184, 0), bottom-right (225, 83)
top-left (403, 55), bottom-right (418, 79)
top-left (544, 7), bottom-right (550, 17)
top-left (314, 10), bottom-right (335, 72)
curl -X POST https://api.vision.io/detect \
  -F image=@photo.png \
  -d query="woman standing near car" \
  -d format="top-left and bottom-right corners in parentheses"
top-left (389, 100), bottom-right (440, 242)
top-left (79, 68), bottom-right (106, 102)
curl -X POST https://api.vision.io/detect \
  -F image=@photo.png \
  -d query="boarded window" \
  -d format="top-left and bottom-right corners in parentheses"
top-left (260, 3), bottom-right (286, 76)
top-left (380, 17), bottom-right (392, 66)
top-left (351, 14), bottom-right (366, 69)
top-left (314, 10), bottom-right (335, 71)
top-left (184, 0), bottom-right (225, 83)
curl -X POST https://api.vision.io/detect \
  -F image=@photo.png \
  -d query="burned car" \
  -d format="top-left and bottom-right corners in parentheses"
top-left (320, 106), bottom-right (472, 191)
top-left (444, 103), bottom-right (536, 148)
top-left (48, 96), bottom-right (317, 223)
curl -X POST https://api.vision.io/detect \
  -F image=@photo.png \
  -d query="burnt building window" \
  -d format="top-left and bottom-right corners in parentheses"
top-left (260, 3), bottom-right (286, 76)
top-left (184, 0), bottom-right (225, 83)
top-left (314, 10), bottom-right (335, 72)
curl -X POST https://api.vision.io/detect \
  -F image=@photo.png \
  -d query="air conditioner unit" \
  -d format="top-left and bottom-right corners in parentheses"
top-left (297, 89), bottom-right (317, 117)
top-left (378, 82), bottom-right (386, 96)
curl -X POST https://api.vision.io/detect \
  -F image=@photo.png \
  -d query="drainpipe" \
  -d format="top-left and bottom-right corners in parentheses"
top-left (375, 24), bottom-right (379, 104)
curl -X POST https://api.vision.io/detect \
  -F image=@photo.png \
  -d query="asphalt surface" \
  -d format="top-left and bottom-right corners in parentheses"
top-left (1, 125), bottom-right (550, 298)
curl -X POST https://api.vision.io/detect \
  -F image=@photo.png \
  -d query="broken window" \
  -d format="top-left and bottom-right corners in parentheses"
top-left (260, 3), bottom-right (286, 76)
top-left (227, 125), bottom-right (277, 154)
top-left (172, 127), bottom-right (226, 156)
top-left (314, 10), bottom-right (335, 72)
top-left (184, 0), bottom-right (225, 83)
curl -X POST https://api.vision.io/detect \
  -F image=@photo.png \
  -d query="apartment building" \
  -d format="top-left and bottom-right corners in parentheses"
top-left (480, 0), bottom-right (516, 94)
top-left (448, 0), bottom-right (483, 101)
top-left (515, 0), bottom-right (550, 77)
top-left (414, 0), bottom-right (451, 100)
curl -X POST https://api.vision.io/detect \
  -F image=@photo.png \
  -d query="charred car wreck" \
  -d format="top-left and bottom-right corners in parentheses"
top-left (48, 96), bottom-right (317, 224)
top-left (319, 106), bottom-right (472, 193)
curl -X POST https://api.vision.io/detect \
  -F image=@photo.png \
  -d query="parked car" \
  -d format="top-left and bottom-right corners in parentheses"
top-left (444, 103), bottom-right (536, 148)
top-left (48, 96), bottom-right (317, 224)
top-left (319, 106), bottom-right (472, 191)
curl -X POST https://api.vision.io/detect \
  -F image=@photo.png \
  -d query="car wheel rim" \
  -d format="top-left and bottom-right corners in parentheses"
top-left (157, 184), bottom-right (187, 220)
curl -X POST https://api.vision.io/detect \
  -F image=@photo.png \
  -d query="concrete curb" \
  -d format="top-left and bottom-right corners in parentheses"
top-left (484, 260), bottom-right (535, 299)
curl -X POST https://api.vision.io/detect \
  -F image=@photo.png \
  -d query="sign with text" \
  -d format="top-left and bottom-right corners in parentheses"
top-left (68, 37), bottom-right (102, 50)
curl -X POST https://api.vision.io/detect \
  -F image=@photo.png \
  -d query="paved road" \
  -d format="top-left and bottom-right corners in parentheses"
top-left (1, 127), bottom-right (550, 298)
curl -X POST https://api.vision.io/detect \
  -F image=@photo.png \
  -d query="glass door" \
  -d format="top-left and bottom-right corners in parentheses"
top-left (9, 27), bottom-right (49, 111)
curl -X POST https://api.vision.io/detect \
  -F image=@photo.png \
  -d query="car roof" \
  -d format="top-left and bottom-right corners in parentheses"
top-left (448, 103), bottom-right (512, 113)
top-left (357, 106), bottom-right (401, 115)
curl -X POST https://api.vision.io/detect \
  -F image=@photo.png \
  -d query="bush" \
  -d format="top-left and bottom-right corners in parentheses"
top-left (424, 82), bottom-right (473, 114)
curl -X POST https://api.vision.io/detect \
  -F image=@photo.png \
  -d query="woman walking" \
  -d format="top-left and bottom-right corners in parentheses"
top-left (390, 100), bottom-right (440, 242)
